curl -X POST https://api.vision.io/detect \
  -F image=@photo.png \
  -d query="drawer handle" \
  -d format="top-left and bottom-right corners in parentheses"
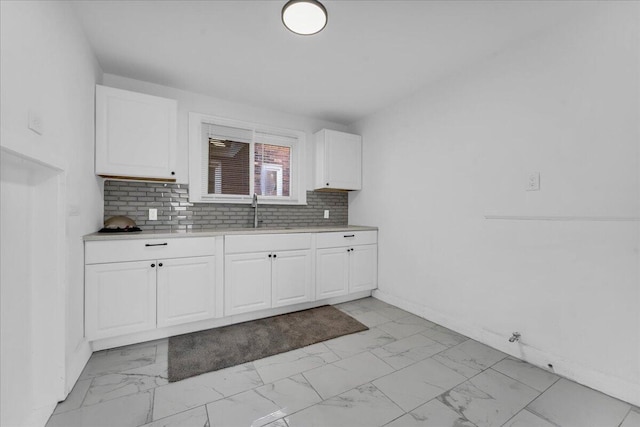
top-left (145, 243), bottom-right (168, 247)
top-left (151, 263), bottom-right (155, 268)
top-left (343, 234), bottom-right (355, 238)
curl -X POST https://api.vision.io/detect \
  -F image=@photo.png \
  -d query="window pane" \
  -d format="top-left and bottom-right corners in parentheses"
top-left (254, 143), bottom-right (290, 197)
top-left (207, 139), bottom-right (250, 195)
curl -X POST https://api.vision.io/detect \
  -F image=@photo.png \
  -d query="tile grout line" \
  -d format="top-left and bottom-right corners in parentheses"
top-left (618, 407), bottom-right (635, 427)
top-left (521, 390), bottom-right (565, 427)
top-left (205, 403), bottom-right (211, 427)
top-left (361, 382), bottom-right (407, 420)
top-left (500, 408), bottom-right (561, 427)
top-left (147, 388), bottom-right (155, 425)
top-left (78, 377), bottom-right (95, 409)
top-left (144, 404), bottom-right (210, 426)
top-left (299, 371), bottom-right (325, 403)
top-left (491, 362), bottom-right (562, 395)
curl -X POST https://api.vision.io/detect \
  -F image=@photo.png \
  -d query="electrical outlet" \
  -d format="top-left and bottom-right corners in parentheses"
top-left (527, 172), bottom-right (540, 191)
top-left (149, 208), bottom-right (158, 220)
top-left (324, 210), bottom-right (329, 219)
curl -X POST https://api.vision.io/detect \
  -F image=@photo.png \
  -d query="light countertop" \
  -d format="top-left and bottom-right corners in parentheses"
top-left (83, 225), bottom-right (377, 241)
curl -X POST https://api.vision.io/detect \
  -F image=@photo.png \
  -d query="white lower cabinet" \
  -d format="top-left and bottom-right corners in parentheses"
top-left (84, 236), bottom-right (220, 341)
top-left (224, 234), bottom-right (314, 316)
top-left (316, 247), bottom-right (350, 299)
top-left (84, 231), bottom-right (376, 347)
top-left (225, 249), bottom-right (313, 316)
top-left (271, 250), bottom-right (313, 308)
top-left (85, 260), bottom-right (157, 340)
top-left (316, 231), bottom-right (378, 299)
top-left (157, 256), bottom-right (217, 328)
top-left (349, 245), bottom-right (378, 293)
top-left (224, 252), bottom-right (272, 315)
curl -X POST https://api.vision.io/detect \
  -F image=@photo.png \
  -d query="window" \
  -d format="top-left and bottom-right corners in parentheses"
top-left (189, 113), bottom-right (306, 204)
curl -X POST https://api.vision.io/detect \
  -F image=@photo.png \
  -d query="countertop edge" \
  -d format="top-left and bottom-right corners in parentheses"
top-left (83, 225), bottom-right (378, 241)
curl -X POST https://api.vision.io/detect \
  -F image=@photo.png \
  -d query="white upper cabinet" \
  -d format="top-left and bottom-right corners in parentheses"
top-left (95, 85), bottom-right (177, 181)
top-left (314, 129), bottom-right (362, 191)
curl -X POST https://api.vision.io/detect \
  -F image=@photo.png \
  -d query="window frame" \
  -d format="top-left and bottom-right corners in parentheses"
top-left (188, 113), bottom-right (306, 205)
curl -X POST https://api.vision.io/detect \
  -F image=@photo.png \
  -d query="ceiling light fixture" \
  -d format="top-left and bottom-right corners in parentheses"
top-left (282, 0), bottom-right (327, 35)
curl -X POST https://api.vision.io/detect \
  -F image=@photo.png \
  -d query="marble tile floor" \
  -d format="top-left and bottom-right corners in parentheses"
top-left (47, 297), bottom-right (639, 427)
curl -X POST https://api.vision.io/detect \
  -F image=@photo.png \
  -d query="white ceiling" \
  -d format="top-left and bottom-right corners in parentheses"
top-left (72, 1), bottom-right (585, 125)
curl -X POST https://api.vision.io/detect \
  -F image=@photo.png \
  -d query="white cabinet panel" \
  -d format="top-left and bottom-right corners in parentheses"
top-left (85, 260), bottom-right (156, 340)
top-left (225, 252), bottom-right (272, 315)
top-left (316, 247), bottom-right (350, 299)
top-left (272, 250), bottom-right (313, 307)
top-left (349, 245), bottom-right (378, 293)
top-left (157, 256), bottom-right (217, 328)
top-left (316, 230), bottom-right (377, 298)
top-left (85, 236), bottom-right (217, 264)
top-left (225, 233), bottom-right (311, 254)
top-left (314, 129), bottom-right (362, 191)
top-left (95, 85), bottom-right (177, 180)
top-left (85, 236), bottom-right (221, 343)
top-left (316, 230), bottom-right (377, 249)
top-left (224, 234), bottom-right (314, 314)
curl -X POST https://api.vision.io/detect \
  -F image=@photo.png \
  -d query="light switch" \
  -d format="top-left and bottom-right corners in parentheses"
top-left (149, 208), bottom-right (158, 220)
top-left (527, 172), bottom-right (540, 191)
top-left (324, 210), bottom-right (330, 219)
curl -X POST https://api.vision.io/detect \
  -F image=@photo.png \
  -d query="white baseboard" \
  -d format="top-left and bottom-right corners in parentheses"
top-left (91, 291), bottom-right (372, 351)
top-left (372, 289), bottom-right (640, 407)
top-left (25, 401), bottom-right (58, 427)
top-left (64, 338), bottom-right (92, 396)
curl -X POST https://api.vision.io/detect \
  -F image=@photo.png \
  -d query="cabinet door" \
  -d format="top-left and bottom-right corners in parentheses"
top-left (272, 249), bottom-right (313, 308)
top-left (316, 247), bottom-right (349, 299)
top-left (225, 252), bottom-right (272, 315)
top-left (85, 261), bottom-right (156, 340)
top-left (157, 256), bottom-right (217, 328)
top-left (95, 85), bottom-right (177, 180)
top-left (349, 244), bottom-right (378, 293)
top-left (325, 131), bottom-right (362, 190)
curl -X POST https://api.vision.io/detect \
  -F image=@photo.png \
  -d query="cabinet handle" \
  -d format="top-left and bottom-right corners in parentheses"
top-left (343, 234), bottom-right (355, 238)
top-left (268, 254), bottom-right (272, 258)
top-left (326, 183), bottom-right (330, 186)
top-left (145, 243), bottom-right (168, 247)
top-left (158, 263), bottom-right (163, 267)
top-left (171, 171), bottom-right (175, 175)
top-left (273, 254), bottom-right (277, 258)
top-left (151, 263), bottom-right (156, 268)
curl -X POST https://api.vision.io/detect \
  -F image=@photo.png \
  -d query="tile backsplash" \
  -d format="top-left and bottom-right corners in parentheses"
top-left (103, 181), bottom-right (348, 230)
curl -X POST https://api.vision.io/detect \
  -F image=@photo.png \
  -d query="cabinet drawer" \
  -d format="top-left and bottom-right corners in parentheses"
top-left (225, 233), bottom-right (311, 254)
top-left (316, 230), bottom-right (377, 249)
top-left (85, 237), bottom-right (217, 264)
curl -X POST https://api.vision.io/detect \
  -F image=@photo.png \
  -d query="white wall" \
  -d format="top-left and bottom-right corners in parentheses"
top-left (102, 74), bottom-right (348, 190)
top-left (0, 1), bottom-right (103, 424)
top-left (350, 3), bottom-right (640, 406)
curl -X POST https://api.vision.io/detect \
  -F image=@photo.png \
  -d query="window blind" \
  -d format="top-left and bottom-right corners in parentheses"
top-left (201, 124), bottom-right (252, 196)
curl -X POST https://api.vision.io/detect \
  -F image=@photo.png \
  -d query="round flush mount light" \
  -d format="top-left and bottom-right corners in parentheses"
top-left (282, 0), bottom-right (327, 35)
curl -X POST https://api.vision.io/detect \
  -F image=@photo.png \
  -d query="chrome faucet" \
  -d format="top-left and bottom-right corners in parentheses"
top-left (252, 193), bottom-right (259, 228)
